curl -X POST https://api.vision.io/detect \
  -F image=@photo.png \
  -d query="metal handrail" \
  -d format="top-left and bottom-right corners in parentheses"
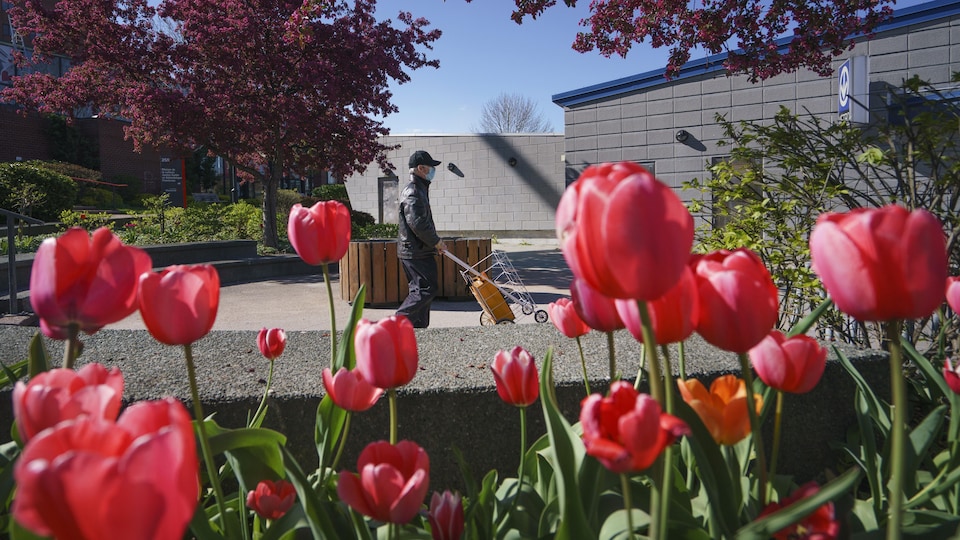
top-left (1, 209), bottom-right (45, 315)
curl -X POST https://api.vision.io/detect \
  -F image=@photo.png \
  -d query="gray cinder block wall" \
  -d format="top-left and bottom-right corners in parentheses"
top-left (343, 134), bottom-right (565, 238)
top-left (552, 0), bottom-right (960, 211)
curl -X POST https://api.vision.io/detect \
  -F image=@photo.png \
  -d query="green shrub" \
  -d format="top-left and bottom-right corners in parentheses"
top-left (0, 162), bottom-right (78, 221)
top-left (220, 201), bottom-right (262, 242)
top-left (59, 210), bottom-right (115, 231)
top-left (276, 189), bottom-right (302, 215)
top-left (0, 233), bottom-right (51, 255)
top-left (78, 187), bottom-right (123, 209)
top-left (110, 174), bottom-right (143, 205)
top-left (311, 184), bottom-right (351, 209)
top-left (33, 161), bottom-right (102, 182)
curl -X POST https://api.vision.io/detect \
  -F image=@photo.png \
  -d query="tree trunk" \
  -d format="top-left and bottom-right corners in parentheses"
top-left (261, 167), bottom-right (281, 249)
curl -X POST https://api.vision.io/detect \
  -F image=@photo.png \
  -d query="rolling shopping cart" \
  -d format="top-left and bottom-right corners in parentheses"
top-left (441, 248), bottom-right (550, 326)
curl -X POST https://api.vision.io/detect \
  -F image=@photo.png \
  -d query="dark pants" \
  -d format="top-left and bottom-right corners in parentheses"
top-left (396, 257), bottom-right (438, 328)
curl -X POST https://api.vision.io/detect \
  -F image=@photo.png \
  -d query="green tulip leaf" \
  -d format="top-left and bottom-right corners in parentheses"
top-left (27, 331), bottom-right (49, 377)
top-left (898, 509), bottom-right (960, 537)
top-left (903, 404), bottom-right (947, 496)
top-left (335, 285), bottom-right (366, 372)
top-left (315, 394), bottom-right (348, 471)
top-left (207, 424), bottom-right (287, 485)
top-left (261, 504), bottom-right (309, 540)
top-left (187, 502), bottom-right (222, 540)
top-left (0, 358), bottom-right (27, 387)
top-left (671, 398), bottom-right (740, 537)
top-left (853, 388), bottom-right (883, 516)
top-left (901, 340), bottom-right (950, 400)
top-left (786, 297), bottom-right (832, 337)
top-left (282, 446), bottom-right (350, 539)
top-left (599, 508), bottom-right (651, 540)
top-left (834, 345), bottom-right (891, 434)
top-left (539, 349), bottom-right (595, 539)
top-left (733, 466), bottom-right (861, 539)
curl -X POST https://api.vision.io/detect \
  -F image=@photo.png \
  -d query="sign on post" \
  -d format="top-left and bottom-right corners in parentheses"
top-left (160, 156), bottom-right (186, 208)
top-left (838, 56), bottom-right (870, 124)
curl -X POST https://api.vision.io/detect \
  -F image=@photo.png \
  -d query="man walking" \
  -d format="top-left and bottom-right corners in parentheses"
top-left (396, 150), bottom-right (447, 328)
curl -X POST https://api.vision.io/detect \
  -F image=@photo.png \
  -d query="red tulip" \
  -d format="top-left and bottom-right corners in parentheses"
top-left (257, 327), bottom-right (287, 361)
top-left (555, 161), bottom-right (694, 301)
top-left (749, 331), bottom-right (827, 394)
top-left (428, 490), bottom-right (465, 540)
top-left (288, 200), bottom-right (351, 265)
top-left (944, 358), bottom-right (960, 395)
top-left (677, 375), bottom-right (762, 446)
top-left (247, 479), bottom-right (297, 520)
top-left (490, 346), bottom-right (539, 407)
top-left (580, 381), bottom-right (689, 473)
top-left (138, 265), bottom-right (220, 345)
top-left (322, 367), bottom-right (384, 412)
top-left (337, 440), bottom-right (430, 524)
top-left (547, 297), bottom-right (590, 338)
top-left (757, 482), bottom-right (840, 539)
top-left (13, 398), bottom-right (199, 540)
top-left (616, 265), bottom-right (699, 345)
top-left (12, 363), bottom-right (124, 444)
top-left (354, 316), bottom-right (419, 389)
top-left (810, 205), bottom-right (947, 322)
top-left (691, 249), bottom-right (779, 353)
top-left (570, 277), bottom-right (625, 333)
top-left (947, 277), bottom-right (960, 315)
top-left (30, 227), bottom-right (153, 338)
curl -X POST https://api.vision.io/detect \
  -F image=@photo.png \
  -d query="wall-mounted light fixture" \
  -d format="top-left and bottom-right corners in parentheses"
top-left (507, 157), bottom-right (518, 167)
top-left (447, 162), bottom-right (465, 177)
top-left (675, 130), bottom-right (690, 143)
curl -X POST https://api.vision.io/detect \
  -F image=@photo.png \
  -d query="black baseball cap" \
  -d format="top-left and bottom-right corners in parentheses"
top-left (409, 150), bottom-right (441, 168)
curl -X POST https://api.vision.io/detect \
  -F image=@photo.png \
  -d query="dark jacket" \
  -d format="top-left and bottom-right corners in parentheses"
top-left (397, 174), bottom-right (441, 259)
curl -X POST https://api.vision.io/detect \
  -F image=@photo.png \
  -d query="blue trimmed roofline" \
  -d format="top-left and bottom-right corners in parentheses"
top-left (552, 0), bottom-right (960, 107)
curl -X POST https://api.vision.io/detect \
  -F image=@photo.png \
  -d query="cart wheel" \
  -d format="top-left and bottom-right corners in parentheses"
top-left (534, 310), bottom-right (549, 323)
top-left (497, 319), bottom-right (515, 325)
top-left (480, 312), bottom-right (495, 326)
top-left (522, 303), bottom-right (534, 315)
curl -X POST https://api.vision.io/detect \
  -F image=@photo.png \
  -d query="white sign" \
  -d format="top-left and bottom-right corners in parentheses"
top-left (838, 56), bottom-right (870, 124)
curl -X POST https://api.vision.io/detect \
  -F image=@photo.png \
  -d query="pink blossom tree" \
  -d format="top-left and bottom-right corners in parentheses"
top-left (495, 0), bottom-right (894, 81)
top-left (3, 0), bottom-right (440, 248)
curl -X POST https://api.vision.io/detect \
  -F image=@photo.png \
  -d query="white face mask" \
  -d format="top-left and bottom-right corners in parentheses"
top-left (425, 166), bottom-right (436, 181)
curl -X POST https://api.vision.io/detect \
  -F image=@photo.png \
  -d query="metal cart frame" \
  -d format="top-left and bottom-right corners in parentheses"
top-left (442, 249), bottom-right (549, 326)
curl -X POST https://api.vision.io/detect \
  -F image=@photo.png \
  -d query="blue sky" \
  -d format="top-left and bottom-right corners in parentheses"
top-left (378, 2), bottom-right (673, 134)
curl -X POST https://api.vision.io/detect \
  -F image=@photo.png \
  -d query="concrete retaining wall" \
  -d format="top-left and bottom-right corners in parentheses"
top-left (0, 324), bottom-right (888, 492)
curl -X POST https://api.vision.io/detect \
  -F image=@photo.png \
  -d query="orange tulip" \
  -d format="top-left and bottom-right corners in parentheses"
top-left (677, 375), bottom-right (762, 446)
top-left (138, 265), bottom-right (220, 345)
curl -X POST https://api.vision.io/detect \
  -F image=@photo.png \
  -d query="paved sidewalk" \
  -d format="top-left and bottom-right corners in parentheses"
top-left (105, 240), bottom-right (572, 332)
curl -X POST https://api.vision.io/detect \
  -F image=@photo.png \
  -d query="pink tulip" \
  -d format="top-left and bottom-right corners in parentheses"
top-left (490, 346), bottom-right (540, 407)
top-left (30, 227), bottom-right (153, 338)
top-left (616, 265), bottom-right (699, 345)
top-left (749, 331), bottom-right (827, 394)
top-left (428, 490), bottom-right (465, 540)
top-left (944, 358), bottom-right (960, 395)
top-left (322, 367), bottom-right (384, 412)
top-left (810, 205), bottom-right (947, 322)
top-left (354, 316), bottom-right (419, 389)
top-left (691, 249), bottom-right (779, 353)
top-left (12, 363), bottom-right (124, 444)
top-left (337, 440), bottom-right (430, 524)
top-left (581, 381), bottom-right (689, 473)
top-left (13, 398), bottom-right (199, 540)
top-left (247, 479), bottom-right (297, 520)
top-left (547, 297), bottom-right (590, 338)
top-left (257, 327), bottom-right (287, 361)
top-left (138, 265), bottom-right (220, 345)
top-left (946, 277), bottom-right (960, 315)
top-left (555, 161), bottom-right (694, 300)
top-left (288, 200), bottom-right (351, 265)
top-left (570, 277), bottom-right (625, 333)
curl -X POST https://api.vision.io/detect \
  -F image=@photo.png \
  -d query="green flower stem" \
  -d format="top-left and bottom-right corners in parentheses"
top-left (678, 341), bottom-right (687, 381)
top-left (250, 360), bottom-right (275, 428)
top-left (620, 473), bottom-right (637, 539)
top-left (389, 388), bottom-right (398, 445)
top-left (513, 406), bottom-right (528, 512)
top-left (64, 323), bottom-right (80, 369)
top-left (768, 390), bottom-right (785, 501)
top-left (184, 344), bottom-right (234, 537)
top-left (658, 345), bottom-right (676, 540)
top-left (737, 352), bottom-right (769, 508)
top-left (330, 413), bottom-right (352, 476)
top-left (635, 301), bottom-right (664, 404)
top-left (886, 320), bottom-right (906, 540)
top-left (576, 336), bottom-right (591, 396)
top-left (322, 263), bottom-right (337, 369)
top-left (607, 331), bottom-right (618, 381)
